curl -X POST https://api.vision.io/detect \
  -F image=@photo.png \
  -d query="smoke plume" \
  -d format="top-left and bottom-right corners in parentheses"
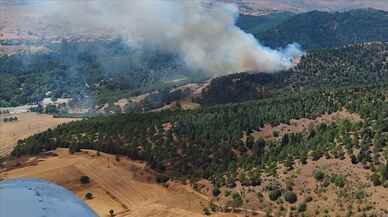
top-left (34, 0), bottom-right (303, 75)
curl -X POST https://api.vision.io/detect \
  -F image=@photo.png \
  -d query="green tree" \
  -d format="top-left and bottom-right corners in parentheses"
top-left (284, 191), bottom-right (298, 204)
top-left (80, 176), bottom-right (90, 184)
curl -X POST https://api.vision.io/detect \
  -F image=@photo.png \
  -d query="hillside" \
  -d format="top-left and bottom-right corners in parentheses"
top-left (201, 42), bottom-right (388, 105)
top-left (0, 40), bottom-right (204, 108)
top-left (9, 42), bottom-right (388, 216)
top-left (10, 79), bottom-right (388, 216)
top-left (236, 12), bottom-right (294, 35)
top-left (255, 9), bottom-right (388, 49)
top-left (1, 149), bottom-right (236, 217)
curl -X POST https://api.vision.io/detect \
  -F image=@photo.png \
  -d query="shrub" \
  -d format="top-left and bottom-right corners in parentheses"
top-left (383, 180), bottom-right (388, 188)
top-left (231, 192), bottom-right (243, 207)
top-left (85, 192), bottom-right (93, 200)
top-left (351, 155), bottom-right (359, 164)
top-left (266, 180), bottom-right (282, 191)
top-left (300, 153), bottom-right (308, 165)
top-left (209, 202), bottom-right (218, 212)
top-left (304, 196), bottom-right (313, 203)
top-left (226, 181), bottom-right (236, 188)
top-left (250, 176), bottom-right (262, 186)
top-left (355, 191), bottom-right (365, 200)
top-left (109, 209), bottom-right (115, 217)
top-left (212, 187), bottom-right (221, 197)
top-left (203, 207), bottom-right (211, 216)
top-left (380, 163), bottom-right (388, 181)
top-left (156, 174), bottom-right (170, 183)
top-left (297, 203), bottom-right (307, 212)
top-left (332, 175), bottom-right (346, 188)
top-left (311, 150), bottom-right (323, 161)
top-left (69, 143), bottom-right (81, 154)
top-left (268, 189), bottom-right (282, 201)
top-left (370, 173), bottom-right (381, 186)
top-left (284, 191), bottom-right (298, 204)
top-left (322, 178), bottom-right (331, 187)
top-left (80, 176), bottom-right (90, 184)
top-left (314, 169), bottom-right (325, 181)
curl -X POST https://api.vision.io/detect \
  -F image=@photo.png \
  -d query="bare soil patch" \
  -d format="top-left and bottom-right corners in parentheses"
top-left (253, 109), bottom-right (362, 140)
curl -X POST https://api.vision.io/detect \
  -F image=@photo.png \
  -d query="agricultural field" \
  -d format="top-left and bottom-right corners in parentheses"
top-left (1, 149), bottom-right (239, 217)
top-left (0, 112), bottom-right (77, 157)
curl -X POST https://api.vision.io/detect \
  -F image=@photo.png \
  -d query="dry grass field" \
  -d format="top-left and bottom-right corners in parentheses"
top-left (0, 112), bottom-right (78, 157)
top-left (0, 149), bottom-right (240, 217)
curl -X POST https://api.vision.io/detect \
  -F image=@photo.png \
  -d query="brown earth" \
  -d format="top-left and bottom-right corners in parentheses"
top-left (252, 109), bottom-right (362, 141)
top-left (274, 156), bottom-right (388, 217)
top-left (0, 149), bottom-right (240, 217)
top-left (0, 112), bottom-right (78, 157)
top-left (195, 155), bottom-right (388, 217)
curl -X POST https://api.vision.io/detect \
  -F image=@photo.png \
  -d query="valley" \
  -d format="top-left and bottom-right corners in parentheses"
top-left (3, 1), bottom-right (388, 217)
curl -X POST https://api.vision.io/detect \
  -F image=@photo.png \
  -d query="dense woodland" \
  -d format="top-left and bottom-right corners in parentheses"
top-left (201, 42), bottom-right (388, 105)
top-left (12, 82), bottom-right (388, 186)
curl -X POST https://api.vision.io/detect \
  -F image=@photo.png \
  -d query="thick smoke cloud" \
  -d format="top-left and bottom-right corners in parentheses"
top-left (35, 0), bottom-right (303, 75)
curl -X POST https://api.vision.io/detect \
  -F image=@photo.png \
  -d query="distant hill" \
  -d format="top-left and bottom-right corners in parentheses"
top-left (255, 9), bottom-right (388, 49)
top-left (217, 0), bottom-right (388, 14)
top-left (236, 12), bottom-right (294, 35)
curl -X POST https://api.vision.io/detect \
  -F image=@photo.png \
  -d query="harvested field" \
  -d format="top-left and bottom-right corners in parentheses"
top-left (0, 112), bottom-right (78, 157)
top-left (1, 149), bottom-right (240, 217)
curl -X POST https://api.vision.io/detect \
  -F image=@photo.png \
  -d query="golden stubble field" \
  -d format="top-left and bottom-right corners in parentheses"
top-left (0, 149), bottom-right (240, 217)
top-left (0, 112), bottom-right (77, 157)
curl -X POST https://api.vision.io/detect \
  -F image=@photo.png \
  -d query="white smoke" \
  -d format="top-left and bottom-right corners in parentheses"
top-left (34, 0), bottom-right (303, 75)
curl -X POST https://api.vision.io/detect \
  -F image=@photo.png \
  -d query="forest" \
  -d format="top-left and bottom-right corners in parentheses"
top-left (12, 82), bottom-right (388, 187)
top-left (253, 8), bottom-right (388, 49)
top-left (201, 42), bottom-right (388, 105)
top-left (8, 38), bottom-right (388, 192)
